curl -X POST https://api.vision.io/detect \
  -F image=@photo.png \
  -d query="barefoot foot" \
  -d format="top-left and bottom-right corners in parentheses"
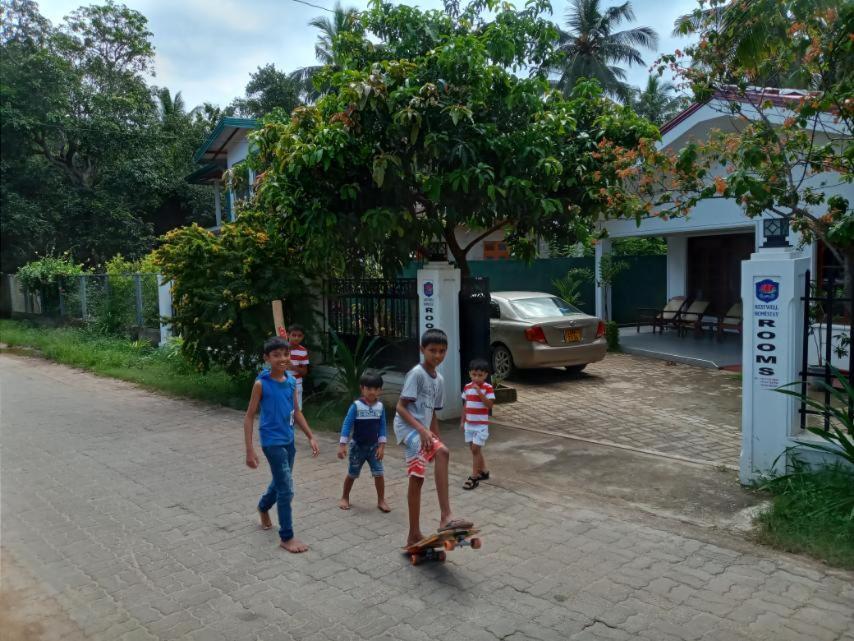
top-left (279, 538), bottom-right (309, 553)
top-left (258, 510), bottom-right (272, 530)
top-left (337, 498), bottom-right (351, 510)
top-left (377, 500), bottom-right (391, 513)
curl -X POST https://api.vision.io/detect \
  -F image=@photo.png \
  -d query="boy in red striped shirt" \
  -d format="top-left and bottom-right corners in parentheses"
top-left (460, 358), bottom-right (495, 490)
top-left (286, 324), bottom-right (309, 410)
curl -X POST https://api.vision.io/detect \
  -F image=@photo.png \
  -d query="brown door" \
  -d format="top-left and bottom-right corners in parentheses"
top-left (687, 233), bottom-right (754, 316)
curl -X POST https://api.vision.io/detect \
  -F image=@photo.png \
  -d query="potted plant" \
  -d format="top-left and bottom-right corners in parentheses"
top-left (491, 373), bottom-right (517, 404)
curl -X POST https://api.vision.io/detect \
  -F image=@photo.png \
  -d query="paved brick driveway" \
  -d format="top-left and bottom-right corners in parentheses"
top-left (3, 355), bottom-right (852, 641)
top-left (493, 353), bottom-right (742, 466)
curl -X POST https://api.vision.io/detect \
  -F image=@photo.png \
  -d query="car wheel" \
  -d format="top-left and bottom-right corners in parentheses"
top-left (492, 344), bottom-right (515, 379)
top-left (565, 364), bottom-right (587, 375)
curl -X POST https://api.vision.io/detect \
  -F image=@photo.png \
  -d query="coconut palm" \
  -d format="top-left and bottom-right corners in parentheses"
top-left (550, 0), bottom-right (658, 101)
top-left (290, 2), bottom-right (359, 100)
top-left (631, 75), bottom-right (686, 125)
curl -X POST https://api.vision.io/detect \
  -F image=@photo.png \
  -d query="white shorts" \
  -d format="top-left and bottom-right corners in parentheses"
top-left (464, 423), bottom-right (489, 446)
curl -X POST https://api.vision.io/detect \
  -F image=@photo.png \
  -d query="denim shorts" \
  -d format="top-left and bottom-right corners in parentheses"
top-left (347, 442), bottom-right (384, 478)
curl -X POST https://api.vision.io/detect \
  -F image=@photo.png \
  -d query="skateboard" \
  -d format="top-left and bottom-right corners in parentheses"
top-left (403, 527), bottom-right (481, 566)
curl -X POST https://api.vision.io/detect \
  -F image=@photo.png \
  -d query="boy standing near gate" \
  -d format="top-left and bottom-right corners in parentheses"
top-left (460, 358), bottom-right (494, 490)
top-left (244, 337), bottom-right (319, 553)
top-left (286, 324), bottom-right (309, 410)
top-left (394, 329), bottom-right (471, 546)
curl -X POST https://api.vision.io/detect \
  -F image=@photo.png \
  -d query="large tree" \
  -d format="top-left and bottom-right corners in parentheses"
top-left (631, 75), bottom-right (686, 125)
top-left (626, 0), bottom-right (853, 299)
top-left (244, 0), bottom-right (658, 277)
top-left (0, 0), bottom-right (211, 269)
top-left (549, 0), bottom-right (658, 101)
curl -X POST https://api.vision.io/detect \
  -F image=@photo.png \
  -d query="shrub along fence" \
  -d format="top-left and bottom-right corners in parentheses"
top-left (1, 272), bottom-right (164, 342)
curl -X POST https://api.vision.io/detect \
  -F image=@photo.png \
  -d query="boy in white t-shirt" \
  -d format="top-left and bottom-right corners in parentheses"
top-left (460, 358), bottom-right (495, 490)
top-left (394, 329), bottom-right (472, 546)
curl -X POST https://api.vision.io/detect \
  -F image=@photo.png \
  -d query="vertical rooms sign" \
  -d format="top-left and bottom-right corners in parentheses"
top-left (421, 280), bottom-right (436, 330)
top-left (753, 277), bottom-right (781, 389)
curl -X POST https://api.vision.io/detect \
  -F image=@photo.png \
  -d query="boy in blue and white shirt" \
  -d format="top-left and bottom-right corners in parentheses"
top-left (337, 373), bottom-right (391, 512)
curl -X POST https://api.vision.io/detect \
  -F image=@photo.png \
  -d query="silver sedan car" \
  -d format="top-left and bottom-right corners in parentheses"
top-left (489, 291), bottom-right (607, 378)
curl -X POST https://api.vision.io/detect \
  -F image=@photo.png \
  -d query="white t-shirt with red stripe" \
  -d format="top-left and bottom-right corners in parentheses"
top-left (287, 344), bottom-right (309, 388)
top-left (461, 382), bottom-right (495, 429)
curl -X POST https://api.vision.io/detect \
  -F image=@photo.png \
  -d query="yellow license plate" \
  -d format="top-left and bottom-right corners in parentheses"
top-left (564, 328), bottom-right (582, 343)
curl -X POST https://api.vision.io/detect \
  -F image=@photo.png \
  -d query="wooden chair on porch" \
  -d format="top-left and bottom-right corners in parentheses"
top-left (674, 300), bottom-right (710, 336)
top-left (639, 296), bottom-right (689, 334)
top-left (716, 302), bottom-right (743, 340)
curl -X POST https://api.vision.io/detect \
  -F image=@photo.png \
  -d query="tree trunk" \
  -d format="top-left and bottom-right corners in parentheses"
top-left (844, 247), bottom-right (853, 321)
top-left (443, 226), bottom-right (470, 278)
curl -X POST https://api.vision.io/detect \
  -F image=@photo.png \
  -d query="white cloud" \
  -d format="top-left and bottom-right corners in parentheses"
top-left (36, 0), bottom-right (699, 108)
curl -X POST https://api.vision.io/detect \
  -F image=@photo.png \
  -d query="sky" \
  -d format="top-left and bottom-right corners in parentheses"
top-left (37, 0), bottom-right (698, 109)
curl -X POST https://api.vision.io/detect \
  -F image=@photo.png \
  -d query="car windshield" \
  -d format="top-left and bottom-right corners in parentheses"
top-left (510, 296), bottom-right (581, 318)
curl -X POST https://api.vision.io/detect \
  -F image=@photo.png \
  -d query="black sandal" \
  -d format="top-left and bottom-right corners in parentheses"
top-left (477, 471), bottom-right (490, 481)
top-left (463, 476), bottom-right (479, 490)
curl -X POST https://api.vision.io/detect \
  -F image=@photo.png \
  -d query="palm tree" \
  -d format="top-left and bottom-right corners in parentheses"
top-left (290, 2), bottom-right (359, 100)
top-left (631, 75), bottom-right (686, 125)
top-left (550, 0), bottom-right (658, 101)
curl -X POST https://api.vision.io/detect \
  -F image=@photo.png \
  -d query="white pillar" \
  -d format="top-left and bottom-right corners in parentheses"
top-left (417, 262), bottom-right (463, 419)
top-left (594, 238), bottom-right (611, 320)
top-left (157, 275), bottom-right (173, 346)
top-left (739, 247), bottom-right (810, 484)
top-left (214, 179), bottom-right (222, 227)
top-left (666, 236), bottom-right (687, 300)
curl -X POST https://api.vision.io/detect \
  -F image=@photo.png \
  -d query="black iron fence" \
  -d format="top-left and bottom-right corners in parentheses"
top-left (324, 278), bottom-right (419, 371)
top-left (799, 268), bottom-right (853, 431)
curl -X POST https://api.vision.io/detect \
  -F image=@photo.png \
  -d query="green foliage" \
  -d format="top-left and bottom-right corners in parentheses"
top-left (328, 330), bottom-right (392, 400)
top-left (552, 267), bottom-right (593, 307)
top-left (756, 462), bottom-right (854, 569)
top-left (630, 76), bottom-right (687, 126)
top-left (231, 64), bottom-right (303, 118)
top-left (605, 320), bottom-right (620, 352)
top-left (0, 0), bottom-right (212, 271)
top-left (0, 319), bottom-right (253, 409)
top-left (16, 254), bottom-right (85, 290)
top-left (155, 210), bottom-right (314, 376)
top-left (251, 1), bottom-right (659, 277)
top-left (612, 236), bottom-right (666, 256)
top-left (549, 0), bottom-right (659, 101)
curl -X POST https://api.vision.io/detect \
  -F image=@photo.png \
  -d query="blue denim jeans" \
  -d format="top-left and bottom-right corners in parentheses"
top-left (347, 442), bottom-right (384, 479)
top-left (258, 443), bottom-right (296, 542)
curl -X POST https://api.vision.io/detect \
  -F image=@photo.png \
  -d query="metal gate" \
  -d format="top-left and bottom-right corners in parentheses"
top-left (798, 268), bottom-right (853, 430)
top-left (324, 278), bottom-right (419, 371)
top-left (459, 276), bottom-right (491, 383)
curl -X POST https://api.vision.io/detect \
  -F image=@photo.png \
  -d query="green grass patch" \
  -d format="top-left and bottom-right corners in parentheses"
top-left (0, 320), bottom-right (344, 432)
top-left (755, 464), bottom-right (854, 569)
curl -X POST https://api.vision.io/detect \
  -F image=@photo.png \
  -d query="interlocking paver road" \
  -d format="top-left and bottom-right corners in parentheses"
top-left (2, 354), bottom-right (852, 641)
top-left (493, 353), bottom-right (742, 466)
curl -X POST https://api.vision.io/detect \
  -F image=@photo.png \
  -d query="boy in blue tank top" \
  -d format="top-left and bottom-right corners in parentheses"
top-left (244, 337), bottom-right (319, 553)
top-left (336, 373), bottom-right (391, 513)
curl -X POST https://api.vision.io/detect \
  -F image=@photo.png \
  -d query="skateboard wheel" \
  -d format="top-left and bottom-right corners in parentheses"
top-left (443, 540), bottom-right (456, 551)
top-left (410, 554), bottom-right (420, 566)
top-left (470, 538), bottom-right (482, 549)
top-left (437, 551), bottom-right (446, 562)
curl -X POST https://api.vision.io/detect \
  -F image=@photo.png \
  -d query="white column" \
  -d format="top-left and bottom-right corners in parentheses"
top-left (157, 275), bottom-right (173, 346)
top-left (417, 262), bottom-right (463, 419)
top-left (214, 179), bottom-right (222, 227)
top-left (739, 247), bottom-right (810, 484)
top-left (666, 236), bottom-right (687, 300)
top-left (594, 238), bottom-right (611, 320)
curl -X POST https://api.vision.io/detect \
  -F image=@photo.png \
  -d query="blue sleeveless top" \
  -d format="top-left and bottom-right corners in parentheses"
top-left (257, 370), bottom-right (295, 447)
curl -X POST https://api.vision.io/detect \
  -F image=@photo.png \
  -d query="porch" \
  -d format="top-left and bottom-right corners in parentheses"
top-left (620, 326), bottom-right (742, 370)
